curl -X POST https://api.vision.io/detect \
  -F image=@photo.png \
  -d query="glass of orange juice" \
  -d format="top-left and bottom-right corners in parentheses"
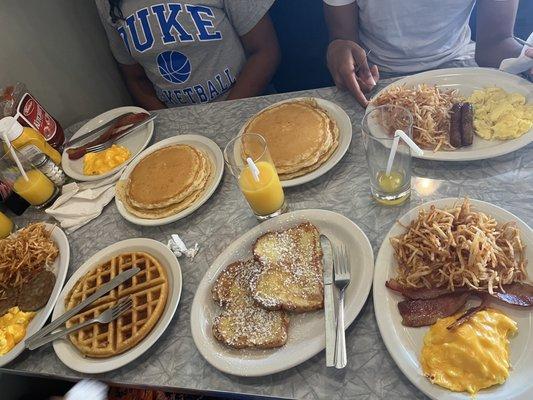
top-left (0, 151), bottom-right (59, 209)
top-left (0, 210), bottom-right (14, 239)
top-left (224, 133), bottom-right (287, 220)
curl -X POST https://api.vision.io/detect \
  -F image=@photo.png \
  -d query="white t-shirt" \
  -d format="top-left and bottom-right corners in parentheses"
top-left (324, 0), bottom-right (476, 73)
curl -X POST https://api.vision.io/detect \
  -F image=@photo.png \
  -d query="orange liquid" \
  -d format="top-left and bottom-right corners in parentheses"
top-left (0, 211), bottom-right (13, 239)
top-left (13, 169), bottom-right (55, 206)
top-left (238, 161), bottom-right (284, 215)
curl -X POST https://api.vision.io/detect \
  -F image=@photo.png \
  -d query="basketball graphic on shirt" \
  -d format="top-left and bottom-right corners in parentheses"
top-left (157, 51), bottom-right (191, 84)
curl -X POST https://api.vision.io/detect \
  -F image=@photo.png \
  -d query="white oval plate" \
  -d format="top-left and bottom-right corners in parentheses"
top-left (52, 238), bottom-right (182, 374)
top-left (373, 198), bottom-right (533, 400)
top-left (370, 68), bottom-right (533, 161)
top-left (0, 223), bottom-right (70, 367)
top-left (237, 97), bottom-right (352, 187)
top-left (191, 209), bottom-right (374, 377)
top-left (115, 134), bottom-right (224, 226)
top-left (62, 106), bottom-right (154, 182)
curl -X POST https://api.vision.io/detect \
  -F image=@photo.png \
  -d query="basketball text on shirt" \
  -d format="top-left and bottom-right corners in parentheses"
top-left (116, 3), bottom-right (236, 105)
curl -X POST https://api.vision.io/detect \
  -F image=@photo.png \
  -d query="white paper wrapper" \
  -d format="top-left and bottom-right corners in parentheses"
top-left (167, 234), bottom-right (199, 259)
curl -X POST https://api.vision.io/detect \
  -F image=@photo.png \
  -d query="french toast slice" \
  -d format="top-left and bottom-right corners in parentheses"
top-left (251, 222), bottom-right (324, 312)
top-left (212, 260), bottom-right (289, 349)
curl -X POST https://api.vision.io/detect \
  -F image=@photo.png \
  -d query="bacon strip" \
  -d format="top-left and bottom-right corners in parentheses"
top-left (490, 282), bottom-right (533, 307)
top-left (386, 279), bottom-right (470, 299)
top-left (67, 112), bottom-right (148, 160)
top-left (397, 292), bottom-right (470, 327)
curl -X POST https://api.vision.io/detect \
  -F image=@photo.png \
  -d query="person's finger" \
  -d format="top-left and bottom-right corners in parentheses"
top-left (342, 71), bottom-right (369, 107)
top-left (525, 48), bottom-right (533, 58)
top-left (370, 65), bottom-right (380, 82)
top-left (350, 45), bottom-right (375, 87)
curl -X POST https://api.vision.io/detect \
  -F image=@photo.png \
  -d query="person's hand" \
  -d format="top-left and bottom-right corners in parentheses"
top-left (526, 48), bottom-right (533, 78)
top-left (327, 39), bottom-right (379, 107)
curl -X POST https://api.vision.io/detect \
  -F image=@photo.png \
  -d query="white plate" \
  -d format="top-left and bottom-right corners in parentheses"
top-left (62, 106), bottom-right (154, 181)
top-left (373, 198), bottom-right (533, 400)
top-left (237, 97), bottom-right (352, 187)
top-left (190, 209), bottom-right (374, 377)
top-left (115, 134), bottom-right (224, 226)
top-left (0, 223), bottom-right (69, 367)
top-left (52, 238), bottom-right (182, 374)
top-left (371, 68), bottom-right (533, 161)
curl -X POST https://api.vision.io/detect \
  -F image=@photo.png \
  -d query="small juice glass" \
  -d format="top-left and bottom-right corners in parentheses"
top-left (0, 211), bottom-right (14, 239)
top-left (0, 151), bottom-right (59, 208)
top-left (224, 133), bottom-right (287, 220)
top-left (361, 105), bottom-right (414, 205)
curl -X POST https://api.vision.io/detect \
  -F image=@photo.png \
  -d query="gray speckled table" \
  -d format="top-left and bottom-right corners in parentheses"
top-left (3, 79), bottom-right (533, 400)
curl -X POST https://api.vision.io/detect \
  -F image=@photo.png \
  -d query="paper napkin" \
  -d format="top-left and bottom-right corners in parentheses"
top-left (46, 170), bottom-right (122, 233)
top-left (500, 32), bottom-right (533, 75)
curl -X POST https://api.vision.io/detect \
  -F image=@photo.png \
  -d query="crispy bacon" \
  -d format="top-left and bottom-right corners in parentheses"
top-left (66, 112), bottom-right (148, 160)
top-left (386, 279), bottom-right (470, 300)
top-left (397, 292), bottom-right (470, 327)
top-left (490, 282), bottom-right (533, 307)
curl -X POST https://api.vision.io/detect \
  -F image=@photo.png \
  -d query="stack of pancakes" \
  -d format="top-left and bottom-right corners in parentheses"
top-left (117, 144), bottom-right (211, 219)
top-left (241, 99), bottom-right (339, 180)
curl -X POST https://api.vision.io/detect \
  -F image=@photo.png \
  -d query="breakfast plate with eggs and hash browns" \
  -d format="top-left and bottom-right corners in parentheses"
top-left (115, 134), bottom-right (224, 226)
top-left (62, 106), bottom-right (154, 182)
top-left (237, 97), bottom-right (352, 187)
top-left (52, 238), bottom-right (182, 373)
top-left (190, 209), bottom-right (374, 377)
top-left (370, 68), bottom-right (533, 161)
top-left (373, 198), bottom-right (533, 399)
top-left (0, 223), bottom-right (69, 367)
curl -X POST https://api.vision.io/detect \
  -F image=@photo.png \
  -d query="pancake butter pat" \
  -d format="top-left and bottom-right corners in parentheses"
top-left (420, 308), bottom-right (517, 395)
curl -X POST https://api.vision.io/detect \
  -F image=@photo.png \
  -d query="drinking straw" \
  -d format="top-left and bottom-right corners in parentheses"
top-left (2, 132), bottom-right (29, 181)
top-left (246, 157), bottom-right (260, 182)
top-left (385, 130), bottom-right (424, 175)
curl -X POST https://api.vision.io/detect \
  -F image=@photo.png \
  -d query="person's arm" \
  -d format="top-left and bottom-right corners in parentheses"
top-left (118, 63), bottom-right (167, 110)
top-left (475, 0), bottom-right (522, 68)
top-left (226, 14), bottom-right (280, 100)
top-left (324, 1), bottom-right (378, 107)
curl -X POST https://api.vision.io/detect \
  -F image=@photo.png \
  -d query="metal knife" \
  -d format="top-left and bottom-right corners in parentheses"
top-left (64, 112), bottom-right (135, 148)
top-left (321, 234), bottom-right (336, 367)
top-left (25, 267), bottom-right (140, 347)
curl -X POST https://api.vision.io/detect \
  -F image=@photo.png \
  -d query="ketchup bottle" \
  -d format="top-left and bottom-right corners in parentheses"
top-left (0, 83), bottom-right (65, 151)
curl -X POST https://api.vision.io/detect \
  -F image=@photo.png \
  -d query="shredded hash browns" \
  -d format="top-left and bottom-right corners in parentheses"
top-left (373, 84), bottom-right (460, 151)
top-left (0, 223), bottom-right (58, 299)
top-left (391, 199), bottom-right (528, 294)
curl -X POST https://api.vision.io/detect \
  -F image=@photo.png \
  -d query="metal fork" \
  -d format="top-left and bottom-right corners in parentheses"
top-left (333, 241), bottom-right (351, 369)
top-left (26, 297), bottom-right (133, 350)
top-left (84, 114), bottom-right (156, 153)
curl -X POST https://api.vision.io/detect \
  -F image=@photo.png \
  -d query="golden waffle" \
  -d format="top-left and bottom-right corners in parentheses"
top-left (64, 252), bottom-right (168, 358)
top-left (212, 260), bottom-right (289, 349)
top-left (242, 99), bottom-right (338, 179)
top-left (251, 222), bottom-right (324, 312)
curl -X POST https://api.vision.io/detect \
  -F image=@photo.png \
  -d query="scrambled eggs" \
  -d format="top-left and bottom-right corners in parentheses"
top-left (420, 308), bottom-right (517, 395)
top-left (83, 144), bottom-right (131, 175)
top-left (468, 87), bottom-right (533, 140)
top-left (0, 307), bottom-right (35, 355)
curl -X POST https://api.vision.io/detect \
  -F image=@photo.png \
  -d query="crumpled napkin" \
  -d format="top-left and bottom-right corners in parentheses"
top-left (45, 170), bottom-right (122, 233)
top-left (500, 32), bottom-right (533, 75)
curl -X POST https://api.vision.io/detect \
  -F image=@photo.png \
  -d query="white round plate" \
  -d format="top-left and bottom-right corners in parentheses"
top-left (371, 68), bottom-right (533, 161)
top-left (373, 198), bottom-right (533, 400)
top-left (191, 209), bottom-right (374, 377)
top-left (237, 97), bottom-right (352, 187)
top-left (115, 134), bottom-right (224, 227)
top-left (62, 106), bottom-right (154, 181)
top-left (0, 223), bottom-right (69, 367)
top-left (52, 238), bottom-right (182, 374)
